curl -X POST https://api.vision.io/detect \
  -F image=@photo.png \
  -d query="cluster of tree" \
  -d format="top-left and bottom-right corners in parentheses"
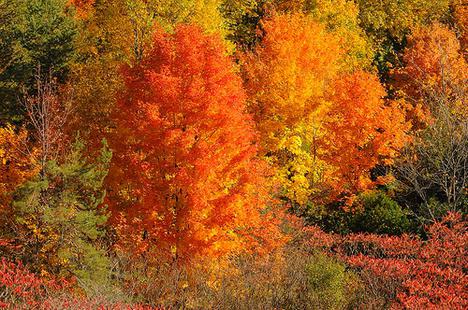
top-left (0, 0), bottom-right (466, 308)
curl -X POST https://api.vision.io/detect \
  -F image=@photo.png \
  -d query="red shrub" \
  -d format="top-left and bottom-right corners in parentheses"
top-left (0, 258), bottom-right (59, 308)
top-left (0, 258), bottom-right (156, 309)
top-left (304, 212), bottom-right (468, 309)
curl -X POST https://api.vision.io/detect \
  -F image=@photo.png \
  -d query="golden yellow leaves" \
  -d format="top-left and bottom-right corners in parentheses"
top-left (243, 13), bottom-right (411, 206)
top-left (0, 126), bottom-right (37, 208)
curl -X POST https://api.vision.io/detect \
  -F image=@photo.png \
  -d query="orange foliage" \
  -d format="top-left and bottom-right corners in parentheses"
top-left (242, 13), bottom-right (410, 205)
top-left (0, 126), bottom-right (36, 248)
top-left (395, 23), bottom-right (467, 106)
top-left (243, 13), bottom-right (342, 151)
top-left (0, 126), bottom-right (36, 209)
top-left (323, 71), bottom-right (412, 201)
top-left (106, 24), bottom-right (286, 263)
top-left (69, 0), bottom-right (95, 17)
top-left (453, 0), bottom-right (467, 54)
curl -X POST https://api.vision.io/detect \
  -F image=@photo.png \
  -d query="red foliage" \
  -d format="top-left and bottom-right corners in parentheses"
top-left (0, 258), bottom-right (158, 309)
top-left (304, 212), bottom-right (468, 308)
top-left (0, 258), bottom-right (61, 308)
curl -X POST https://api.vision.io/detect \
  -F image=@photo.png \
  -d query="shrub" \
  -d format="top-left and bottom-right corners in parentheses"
top-left (0, 258), bottom-right (58, 308)
top-left (116, 246), bottom-right (360, 309)
top-left (306, 253), bottom-right (355, 309)
top-left (351, 191), bottom-right (411, 235)
top-left (304, 212), bottom-right (468, 308)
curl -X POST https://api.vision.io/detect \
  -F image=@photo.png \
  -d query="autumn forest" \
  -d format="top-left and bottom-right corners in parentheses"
top-left (0, 0), bottom-right (467, 308)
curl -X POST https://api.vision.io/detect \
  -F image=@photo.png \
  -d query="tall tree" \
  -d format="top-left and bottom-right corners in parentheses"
top-left (107, 24), bottom-right (285, 263)
top-left (0, 0), bottom-right (77, 124)
top-left (242, 13), bottom-right (342, 205)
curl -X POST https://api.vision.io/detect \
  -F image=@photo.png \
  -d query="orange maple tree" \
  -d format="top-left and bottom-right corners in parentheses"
top-left (322, 71), bottom-right (411, 202)
top-left (394, 23), bottom-right (467, 120)
top-left (395, 23), bottom-right (467, 104)
top-left (106, 24), bottom-right (286, 262)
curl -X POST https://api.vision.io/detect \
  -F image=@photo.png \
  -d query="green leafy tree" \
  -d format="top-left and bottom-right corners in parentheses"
top-left (0, 0), bottom-right (77, 123)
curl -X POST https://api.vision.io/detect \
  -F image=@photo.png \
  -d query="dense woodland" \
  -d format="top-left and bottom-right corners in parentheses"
top-left (0, 0), bottom-right (467, 309)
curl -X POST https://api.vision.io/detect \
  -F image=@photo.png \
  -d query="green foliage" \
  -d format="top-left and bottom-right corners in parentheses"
top-left (302, 203), bottom-right (354, 234)
top-left (0, 0), bottom-right (77, 123)
top-left (304, 192), bottom-right (412, 235)
top-left (351, 191), bottom-right (411, 235)
top-left (306, 252), bottom-right (356, 310)
top-left (13, 138), bottom-right (112, 284)
top-left (221, 0), bottom-right (268, 50)
top-left (355, 0), bottom-right (451, 80)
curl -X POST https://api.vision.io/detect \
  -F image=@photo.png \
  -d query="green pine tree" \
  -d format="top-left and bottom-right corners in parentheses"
top-left (13, 138), bottom-right (112, 284)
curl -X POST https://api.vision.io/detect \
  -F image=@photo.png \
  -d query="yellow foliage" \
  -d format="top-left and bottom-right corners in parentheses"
top-left (242, 13), bottom-right (341, 204)
top-left (0, 125), bottom-right (37, 208)
top-left (309, 0), bottom-right (374, 69)
top-left (243, 13), bottom-right (411, 205)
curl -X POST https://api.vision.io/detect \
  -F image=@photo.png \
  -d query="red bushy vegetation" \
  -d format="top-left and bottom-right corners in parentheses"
top-left (304, 212), bottom-right (468, 309)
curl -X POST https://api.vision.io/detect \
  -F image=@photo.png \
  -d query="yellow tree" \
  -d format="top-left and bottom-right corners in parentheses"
top-left (307, 0), bottom-right (373, 70)
top-left (242, 13), bottom-right (342, 205)
top-left (243, 13), bottom-right (411, 206)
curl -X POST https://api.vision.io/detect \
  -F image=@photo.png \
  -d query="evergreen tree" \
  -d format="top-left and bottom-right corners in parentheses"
top-left (13, 138), bottom-right (112, 284)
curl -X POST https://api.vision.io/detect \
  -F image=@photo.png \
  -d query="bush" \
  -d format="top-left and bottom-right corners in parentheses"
top-left (306, 253), bottom-right (356, 310)
top-left (0, 258), bottom-right (52, 308)
top-left (350, 191), bottom-right (411, 235)
top-left (304, 212), bottom-right (468, 309)
top-left (303, 192), bottom-right (412, 235)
